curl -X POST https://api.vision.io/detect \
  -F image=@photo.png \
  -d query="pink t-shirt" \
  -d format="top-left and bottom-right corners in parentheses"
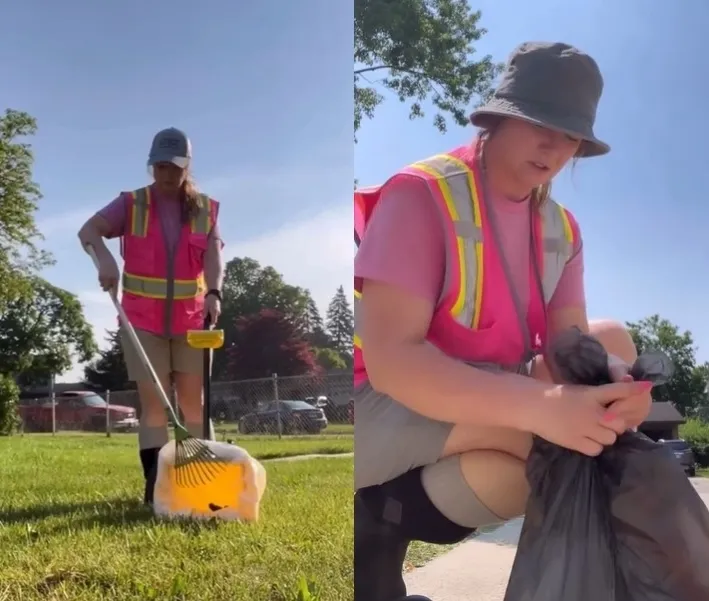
top-left (355, 174), bottom-right (584, 320)
top-left (97, 185), bottom-right (221, 252)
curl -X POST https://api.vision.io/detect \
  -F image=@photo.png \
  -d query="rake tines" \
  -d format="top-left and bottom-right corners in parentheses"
top-left (174, 437), bottom-right (228, 488)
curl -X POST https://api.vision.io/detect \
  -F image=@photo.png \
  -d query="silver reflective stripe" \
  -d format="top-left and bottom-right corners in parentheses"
top-left (540, 200), bottom-right (573, 302)
top-left (192, 194), bottom-right (211, 234)
top-left (131, 187), bottom-right (149, 237)
top-left (122, 273), bottom-right (200, 299)
top-left (414, 154), bottom-right (481, 328)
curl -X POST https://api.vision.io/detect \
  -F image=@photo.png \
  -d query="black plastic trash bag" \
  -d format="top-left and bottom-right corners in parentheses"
top-left (504, 327), bottom-right (709, 601)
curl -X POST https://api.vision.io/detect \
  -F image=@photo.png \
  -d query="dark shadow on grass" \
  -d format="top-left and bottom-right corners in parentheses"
top-left (0, 498), bottom-right (225, 536)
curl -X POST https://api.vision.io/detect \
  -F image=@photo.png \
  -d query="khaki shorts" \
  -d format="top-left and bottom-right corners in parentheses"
top-left (121, 328), bottom-right (202, 381)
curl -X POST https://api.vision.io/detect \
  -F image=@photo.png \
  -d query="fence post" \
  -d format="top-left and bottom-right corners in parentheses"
top-left (50, 375), bottom-right (56, 436)
top-left (105, 389), bottom-right (111, 438)
top-left (272, 373), bottom-right (281, 439)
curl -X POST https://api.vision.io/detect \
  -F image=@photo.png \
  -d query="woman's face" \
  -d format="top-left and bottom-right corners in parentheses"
top-left (492, 118), bottom-right (582, 190)
top-left (153, 162), bottom-right (186, 194)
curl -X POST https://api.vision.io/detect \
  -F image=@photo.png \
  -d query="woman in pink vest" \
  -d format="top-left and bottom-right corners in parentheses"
top-left (354, 43), bottom-right (653, 601)
top-left (77, 127), bottom-right (223, 506)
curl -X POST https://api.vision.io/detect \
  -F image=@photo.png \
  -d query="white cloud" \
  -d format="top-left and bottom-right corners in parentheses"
top-left (55, 204), bottom-right (352, 383)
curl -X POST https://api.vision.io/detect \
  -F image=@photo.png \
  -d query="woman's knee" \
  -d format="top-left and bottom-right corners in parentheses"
top-left (587, 318), bottom-right (637, 364)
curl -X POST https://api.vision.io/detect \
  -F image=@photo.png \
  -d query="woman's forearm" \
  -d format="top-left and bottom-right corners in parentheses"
top-left (77, 219), bottom-right (113, 261)
top-left (364, 342), bottom-right (555, 431)
top-left (204, 241), bottom-right (223, 290)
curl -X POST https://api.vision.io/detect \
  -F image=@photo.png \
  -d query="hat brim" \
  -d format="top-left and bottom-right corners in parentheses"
top-left (147, 154), bottom-right (190, 169)
top-left (470, 97), bottom-right (610, 158)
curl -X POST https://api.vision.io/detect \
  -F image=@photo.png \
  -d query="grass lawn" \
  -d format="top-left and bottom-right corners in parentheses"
top-left (0, 434), bottom-right (353, 601)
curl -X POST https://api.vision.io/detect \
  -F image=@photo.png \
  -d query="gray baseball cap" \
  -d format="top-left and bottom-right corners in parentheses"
top-left (147, 127), bottom-right (192, 168)
top-left (470, 42), bottom-right (609, 157)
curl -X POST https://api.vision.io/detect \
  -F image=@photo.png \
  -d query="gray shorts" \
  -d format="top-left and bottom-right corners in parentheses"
top-left (354, 382), bottom-right (453, 490)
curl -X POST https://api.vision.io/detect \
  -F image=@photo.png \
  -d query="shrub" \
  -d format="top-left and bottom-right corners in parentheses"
top-left (679, 418), bottom-right (709, 467)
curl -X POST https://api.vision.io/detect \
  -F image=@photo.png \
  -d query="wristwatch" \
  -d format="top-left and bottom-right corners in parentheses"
top-left (206, 289), bottom-right (222, 302)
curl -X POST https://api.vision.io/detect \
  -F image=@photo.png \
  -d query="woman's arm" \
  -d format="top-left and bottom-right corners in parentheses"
top-left (357, 176), bottom-right (557, 430)
top-left (77, 195), bottom-right (126, 260)
top-left (204, 221), bottom-right (224, 291)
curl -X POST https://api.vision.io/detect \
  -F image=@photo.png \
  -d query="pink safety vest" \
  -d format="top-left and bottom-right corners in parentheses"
top-left (119, 186), bottom-right (218, 336)
top-left (353, 145), bottom-right (578, 386)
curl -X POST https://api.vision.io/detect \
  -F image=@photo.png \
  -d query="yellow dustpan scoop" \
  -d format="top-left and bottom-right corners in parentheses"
top-left (186, 329), bottom-right (225, 349)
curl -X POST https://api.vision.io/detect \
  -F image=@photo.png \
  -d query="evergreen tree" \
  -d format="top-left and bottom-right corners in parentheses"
top-left (326, 285), bottom-right (354, 362)
top-left (84, 329), bottom-right (132, 391)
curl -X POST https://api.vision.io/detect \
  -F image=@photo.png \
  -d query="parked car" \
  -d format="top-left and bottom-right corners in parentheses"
top-left (238, 400), bottom-right (327, 434)
top-left (658, 438), bottom-right (696, 477)
top-left (18, 391), bottom-right (138, 433)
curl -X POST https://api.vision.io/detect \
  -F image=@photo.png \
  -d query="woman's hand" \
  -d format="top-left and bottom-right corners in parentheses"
top-left (527, 380), bottom-right (653, 456)
top-left (97, 255), bottom-right (120, 293)
top-left (606, 354), bottom-right (653, 428)
top-left (204, 293), bottom-right (221, 326)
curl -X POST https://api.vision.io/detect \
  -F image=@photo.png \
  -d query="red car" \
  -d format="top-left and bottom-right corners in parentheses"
top-left (18, 391), bottom-right (138, 433)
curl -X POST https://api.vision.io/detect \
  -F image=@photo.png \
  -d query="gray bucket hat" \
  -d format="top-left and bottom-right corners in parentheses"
top-left (470, 42), bottom-right (609, 157)
top-left (147, 127), bottom-right (192, 168)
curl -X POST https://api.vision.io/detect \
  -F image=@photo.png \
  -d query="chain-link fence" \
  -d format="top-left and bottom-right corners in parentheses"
top-left (16, 371), bottom-right (353, 439)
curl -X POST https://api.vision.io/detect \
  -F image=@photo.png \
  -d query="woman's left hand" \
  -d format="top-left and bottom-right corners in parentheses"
top-left (606, 354), bottom-right (652, 428)
top-left (204, 294), bottom-right (221, 326)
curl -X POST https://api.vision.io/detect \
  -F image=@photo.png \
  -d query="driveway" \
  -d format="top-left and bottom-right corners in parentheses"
top-left (404, 478), bottom-right (709, 601)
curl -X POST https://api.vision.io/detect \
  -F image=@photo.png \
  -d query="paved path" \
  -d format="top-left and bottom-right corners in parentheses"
top-left (263, 452), bottom-right (353, 463)
top-left (404, 478), bottom-right (709, 601)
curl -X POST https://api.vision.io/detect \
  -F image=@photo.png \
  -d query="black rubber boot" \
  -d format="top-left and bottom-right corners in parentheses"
top-left (139, 447), bottom-right (160, 506)
top-left (354, 491), bottom-right (411, 601)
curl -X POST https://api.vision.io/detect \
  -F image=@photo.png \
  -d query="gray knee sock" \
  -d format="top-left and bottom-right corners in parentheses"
top-left (139, 423), bottom-right (169, 450)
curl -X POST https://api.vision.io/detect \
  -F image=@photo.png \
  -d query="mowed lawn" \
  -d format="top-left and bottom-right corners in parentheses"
top-left (0, 433), bottom-right (353, 601)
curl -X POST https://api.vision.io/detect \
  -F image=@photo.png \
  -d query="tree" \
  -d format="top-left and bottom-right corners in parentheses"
top-left (326, 286), bottom-right (354, 364)
top-left (626, 314), bottom-right (709, 416)
top-left (0, 109), bottom-right (52, 310)
top-left (315, 347), bottom-right (347, 371)
top-left (84, 329), bottom-right (133, 391)
top-left (215, 257), bottom-right (311, 379)
top-left (354, 0), bottom-right (501, 135)
top-left (301, 295), bottom-right (331, 348)
top-left (227, 309), bottom-right (320, 380)
top-left (0, 277), bottom-right (97, 384)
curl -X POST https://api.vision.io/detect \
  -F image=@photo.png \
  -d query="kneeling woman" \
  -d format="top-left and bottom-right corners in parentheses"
top-left (353, 42), bottom-right (652, 601)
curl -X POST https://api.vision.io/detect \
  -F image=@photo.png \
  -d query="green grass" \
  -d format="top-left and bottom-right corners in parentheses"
top-left (698, 467), bottom-right (709, 478)
top-left (0, 434), bottom-right (353, 601)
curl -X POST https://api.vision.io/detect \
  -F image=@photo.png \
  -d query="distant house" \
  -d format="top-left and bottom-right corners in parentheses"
top-left (638, 402), bottom-right (685, 441)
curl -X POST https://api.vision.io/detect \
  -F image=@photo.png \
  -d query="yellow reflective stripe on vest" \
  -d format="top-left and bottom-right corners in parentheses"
top-left (190, 193), bottom-right (212, 234)
top-left (353, 289), bottom-right (362, 349)
top-left (410, 154), bottom-right (483, 329)
top-left (130, 189), bottom-right (212, 236)
top-left (122, 273), bottom-right (202, 300)
top-left (130, 187), bottom-right (150, 237)
top-left (539, 200), bottom-right (575, 302)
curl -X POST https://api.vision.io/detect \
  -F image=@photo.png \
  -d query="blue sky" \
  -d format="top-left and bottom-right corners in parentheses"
top-left (0, 0), bottom-right (352, 381)
top-left (355, 0), bottom-right (709, 361)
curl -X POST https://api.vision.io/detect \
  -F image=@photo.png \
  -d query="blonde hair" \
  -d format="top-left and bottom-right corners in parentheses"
top-left (478, 118), bottom-right (579, 208)
top-left (181, 169), bottom-right (201, 224)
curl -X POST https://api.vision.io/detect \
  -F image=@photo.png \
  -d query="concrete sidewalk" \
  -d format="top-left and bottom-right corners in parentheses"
top-left (404, 478), bottom-right (709, 601)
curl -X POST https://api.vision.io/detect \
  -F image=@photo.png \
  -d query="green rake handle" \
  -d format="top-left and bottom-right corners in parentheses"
top-left (85, 244), bottom-right (182, 428)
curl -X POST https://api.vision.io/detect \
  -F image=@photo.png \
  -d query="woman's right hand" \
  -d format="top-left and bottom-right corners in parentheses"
top-left (97, 255), bottom-right (120, 292)
top-left (529, 381), bottom-right (653, 456)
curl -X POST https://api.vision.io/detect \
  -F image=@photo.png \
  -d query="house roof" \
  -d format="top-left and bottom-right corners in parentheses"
top-left (642, 401), bottom-right (685, 424)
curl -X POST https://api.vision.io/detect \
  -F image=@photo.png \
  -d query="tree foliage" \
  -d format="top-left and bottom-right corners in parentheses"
top-left (0, 277), bottom-right (97, 385)
top-left (0, 109), bottom-right (52, 309)
top-left (84, 329), bottom-right (133, 392)
top-left (326, 285), bottom-right (354, 363)
top-left (227, 309), bottom-right (320, 380)
top-left (626, 314), bottom-right (709, 416)
top-left (216, 257), bottom-right (311, 378)
top-left (354, 0), bottom-right (501, 135)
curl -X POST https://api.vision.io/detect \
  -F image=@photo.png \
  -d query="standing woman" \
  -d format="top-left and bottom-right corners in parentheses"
top-left (78, 127), bottom-right (224, 505)
top-left (353, 42), bottom-right (652, 601)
